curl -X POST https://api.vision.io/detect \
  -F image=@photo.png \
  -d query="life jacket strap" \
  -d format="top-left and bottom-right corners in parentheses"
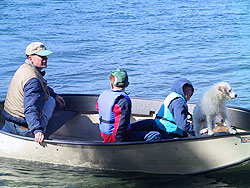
top-left (99, 118), bottom-right (115, 124)
top-left (155, 115), bottom-right (177, 125)
top-left (167, 97), bottom-right (181, 108)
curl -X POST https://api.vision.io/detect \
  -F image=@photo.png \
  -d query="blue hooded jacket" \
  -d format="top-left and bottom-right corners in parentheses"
top-left (168, 78), bottom-right (195, 136)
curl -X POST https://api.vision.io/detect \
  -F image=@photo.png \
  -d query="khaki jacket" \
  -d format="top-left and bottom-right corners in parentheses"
top-left (4, 63), bottom-right (49, 119)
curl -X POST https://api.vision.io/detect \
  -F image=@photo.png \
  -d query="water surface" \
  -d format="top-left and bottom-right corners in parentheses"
top-left (0, 0), bottom-right (250, 187)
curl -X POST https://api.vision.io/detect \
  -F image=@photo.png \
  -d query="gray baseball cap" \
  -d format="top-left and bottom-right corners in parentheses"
top-left (25, 42), bottom-right (53, 56)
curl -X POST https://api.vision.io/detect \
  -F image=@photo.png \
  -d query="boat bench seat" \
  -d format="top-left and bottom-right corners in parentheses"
top-left (49, 111), bottom-right (103, 141)
top-left (45, 109), bottom-right (78, 138)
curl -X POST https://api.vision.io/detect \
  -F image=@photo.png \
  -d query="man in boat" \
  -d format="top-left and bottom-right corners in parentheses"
top-left (155, 78), bottom-right (195, 138)
top-left (1, 42), bottom-right (65, 143)
top-left (97, 68), bottom-right (162, 143)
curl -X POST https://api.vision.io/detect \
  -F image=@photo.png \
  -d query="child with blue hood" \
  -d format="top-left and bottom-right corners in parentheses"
top-left (155, 78), bottom-right (195, 138)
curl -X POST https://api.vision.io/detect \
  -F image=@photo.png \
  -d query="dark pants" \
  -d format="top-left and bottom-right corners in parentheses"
top-left (124, 119), bottom-right (176, 141)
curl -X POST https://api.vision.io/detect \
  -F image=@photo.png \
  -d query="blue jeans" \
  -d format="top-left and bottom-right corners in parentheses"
top-left (2, 96), bottom-right (56, 138)
top-left (1, 120), bottom-right (34, 137)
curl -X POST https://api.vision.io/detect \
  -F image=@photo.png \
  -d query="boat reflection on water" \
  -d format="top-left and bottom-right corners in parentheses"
top-left (0, 156), bottom-right (249, 188)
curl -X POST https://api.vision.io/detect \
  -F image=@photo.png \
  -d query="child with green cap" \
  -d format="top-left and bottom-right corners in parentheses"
top-left (97, 68), bottom-right (162, 143)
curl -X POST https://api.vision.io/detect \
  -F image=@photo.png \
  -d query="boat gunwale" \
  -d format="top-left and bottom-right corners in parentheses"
top-left (1, 130), bottom-right (249, 146)
top-left (60, 93), bottom-right (250, 113)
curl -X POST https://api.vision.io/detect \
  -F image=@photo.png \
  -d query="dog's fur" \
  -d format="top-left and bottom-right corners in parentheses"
top-left (193, 82), bottom-right (237, 136)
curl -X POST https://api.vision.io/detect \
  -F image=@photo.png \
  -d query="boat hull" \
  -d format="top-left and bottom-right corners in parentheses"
top-left (1, 131), bottom-right (250, 175)
top-left (1, 94), bottom-right (250, 175)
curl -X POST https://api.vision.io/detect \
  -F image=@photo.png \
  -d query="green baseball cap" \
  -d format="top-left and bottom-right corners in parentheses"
top-left (111, 68), bottom-right (129, 88)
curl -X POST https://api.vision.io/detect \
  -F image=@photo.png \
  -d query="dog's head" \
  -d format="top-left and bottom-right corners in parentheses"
top-left (218, 82), bottom-right (237, 100)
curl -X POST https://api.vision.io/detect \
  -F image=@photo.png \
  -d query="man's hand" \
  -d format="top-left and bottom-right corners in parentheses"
top-left (56, 95), bottom-right (65, 108)
top-left (35, 132), bottom-right (44, 143)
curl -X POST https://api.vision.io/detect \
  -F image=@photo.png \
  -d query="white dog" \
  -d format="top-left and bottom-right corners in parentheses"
top-left (193, 82), bottom-right (237, 136)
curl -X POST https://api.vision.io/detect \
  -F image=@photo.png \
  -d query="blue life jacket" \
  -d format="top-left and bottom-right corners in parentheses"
top-left (155, 92), bottom-right (186, 136)
top-left (98, 90), bottom-right (131, 135)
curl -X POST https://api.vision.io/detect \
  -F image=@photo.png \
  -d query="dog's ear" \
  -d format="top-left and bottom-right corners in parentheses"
top-left (218, 85), bottom-right (225, 92)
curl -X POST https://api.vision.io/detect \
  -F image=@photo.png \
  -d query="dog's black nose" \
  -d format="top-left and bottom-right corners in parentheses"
top-left (235, 94), bottom-right (237, 98)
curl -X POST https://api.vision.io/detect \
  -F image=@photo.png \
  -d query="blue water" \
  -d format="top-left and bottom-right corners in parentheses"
top-left (1, 0), bottom-right (250, 187)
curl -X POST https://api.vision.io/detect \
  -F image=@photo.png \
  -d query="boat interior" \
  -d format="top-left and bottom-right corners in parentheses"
top-left (1, 94), bottom-right (250, 142)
